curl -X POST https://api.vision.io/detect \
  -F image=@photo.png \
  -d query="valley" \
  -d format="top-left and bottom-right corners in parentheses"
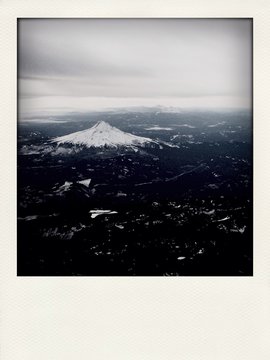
top-left (17, 109), bottom-right (253, 276)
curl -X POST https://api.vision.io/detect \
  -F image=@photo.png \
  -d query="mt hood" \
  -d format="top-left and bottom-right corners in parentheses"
top-left (52, 121), bottom-right (158, 149)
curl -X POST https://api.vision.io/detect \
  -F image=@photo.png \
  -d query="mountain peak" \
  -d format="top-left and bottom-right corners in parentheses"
top-left (92, 121), bottom-right (113, 130)
top-left (52, 121), bottom-right (155, 149)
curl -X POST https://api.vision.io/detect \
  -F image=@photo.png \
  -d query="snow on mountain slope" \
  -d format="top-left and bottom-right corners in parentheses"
top-left (77, 179), bottom-right (91, 187)
top-left (52, 121), bottom-right (157, 148)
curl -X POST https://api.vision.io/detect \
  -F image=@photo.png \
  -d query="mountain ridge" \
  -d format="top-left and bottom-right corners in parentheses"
top-left (52, 121), bottom-right (157, 149)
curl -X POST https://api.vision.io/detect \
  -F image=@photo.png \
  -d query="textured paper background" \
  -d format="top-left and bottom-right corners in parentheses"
top-left (1, 1), bottom-right (270, 359)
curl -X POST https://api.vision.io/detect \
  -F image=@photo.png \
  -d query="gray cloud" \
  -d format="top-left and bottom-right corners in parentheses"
top-left (18, 19), bottom-right (252, 116)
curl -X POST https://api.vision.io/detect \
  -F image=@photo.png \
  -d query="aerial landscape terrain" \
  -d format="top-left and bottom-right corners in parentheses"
top-left (17, 108), bottom-right (253, 275)
top-left (17, 18), bottom-right (252, 276)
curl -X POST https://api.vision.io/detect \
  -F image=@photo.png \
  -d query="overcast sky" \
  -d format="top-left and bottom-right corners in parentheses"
top-left (18, 19), bottom-right (252, 118)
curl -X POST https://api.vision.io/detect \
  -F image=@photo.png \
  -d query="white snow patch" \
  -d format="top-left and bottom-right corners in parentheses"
top-left (239, 226), bottom-right (246, 234)
top-left (203, 210), bottom-right (215, 215)
top-left (116, 191), bottom-right (127, 197)
top-left (217, 216), bottom-right (230, 222)
top-left (77, 179), bottom-right (91, 187)
top-left (175, 124), bottom-right (195, 128)
top-left (230, 225), bottom-right (246, 234)
top-left (208, 122), bottom-right (225, 128)
top-left (18, 215), bottom-right (38, 221)
top-left (89, 209), bottom-right (118, 219)
top-left (146, 126), bottom-right (173, 131)
top-left (58, 181), bottom-right (72, 192)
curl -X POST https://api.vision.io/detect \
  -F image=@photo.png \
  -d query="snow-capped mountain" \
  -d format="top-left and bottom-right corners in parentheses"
top-left (52, 121), bottom-right (157, 149)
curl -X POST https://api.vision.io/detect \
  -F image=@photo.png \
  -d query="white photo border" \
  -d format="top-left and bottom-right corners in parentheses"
top-left (1, 1), bottom-right (270, 359)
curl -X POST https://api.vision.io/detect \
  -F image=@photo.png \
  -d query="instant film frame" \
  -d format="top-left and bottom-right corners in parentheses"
top-left (17, 18), bottom-right (253, 276)
top-left (1, 0), bottom-right (270, 359)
